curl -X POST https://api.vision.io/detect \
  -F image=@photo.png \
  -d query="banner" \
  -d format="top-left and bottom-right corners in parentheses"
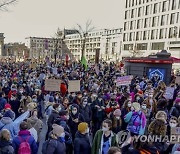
top-left (116, 75), bottom-right (133, 86)
top-left (163, 87), bottom-right (175, 100)
top-left (45, 79), bottom-right (61, 91)
top-left (171, 127), bottom-right (180, 144)
top-left (68, 80), bottom-right (80, 92)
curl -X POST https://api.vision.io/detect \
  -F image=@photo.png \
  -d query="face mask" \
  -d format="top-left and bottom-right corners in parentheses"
top-left (169, 123), bottom-right (177, 128)
top-left (11, 97), bottom-right (15, 101)
top-left (116, 117), bottom-right (120, 120)
top-left (72, 111), bottom-right (77, 115)
top-left (33, 99), bottom-right (37, 102)
top-left (55, 96), bottom-right (59, 99)
top-left (83, 101), bottom-right (88, 106)
top-left (66, 115), bottom-right (70, 120)
top-left (128, 103), bottom-right (131, 107)
top-left (86, 128), bottom-right (90, 134)
top-left (114, 91), bottom-right (117, 94)
top-left (102, 127), bottom-right (109, 132)
top-left (142, 105), bottom-right (147, 110)
top-left (77, 95), bottom-right (82, 99)
top-left (60, 132), bottom-right (65, 138)
top-left (19, 90), bottom-right (23, 94)
top-left (136, 97), bottom-right (140, 101)
top-left (84, 93), bottom-right (87, 96)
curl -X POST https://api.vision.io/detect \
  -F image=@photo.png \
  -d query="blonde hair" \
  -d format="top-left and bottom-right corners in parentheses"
top-left (0, 129), bottom-right (10, 141)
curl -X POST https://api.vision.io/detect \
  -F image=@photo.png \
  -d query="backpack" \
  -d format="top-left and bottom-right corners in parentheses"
top-left (127, 112), bottom-right (142, 134)
top-left (18, 136), bottom-right (31, 154)
top-left (42, 139), bottom-right (57, 154)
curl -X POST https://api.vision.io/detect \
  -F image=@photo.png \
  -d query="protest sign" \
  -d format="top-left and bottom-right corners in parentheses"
top-left (171, 127), bottom-right (180, 144)
top-left (163, 87), bottom-right (175, 100)
top-left (116, 75), bottom-right (133, 86)
top-left (175, 76), bottom-right (180, 84)
top-left (45, 79), bottom-right (61, 91)
top-left (68, 80), bottom-right (80, 92)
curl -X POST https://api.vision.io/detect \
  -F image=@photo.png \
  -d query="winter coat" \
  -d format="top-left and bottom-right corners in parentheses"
top-left (0, 97), bottom-right (7, 112)
top-left (121, 107), bottom-right (130, 130)
top-left (47, 109), bottom-right (59, 130)
top-left (46, 138), bottom-right (66, 154)
top-left (124, 111), bottom-right (146, 135)
top-left (27, 117), bottom-right (43, 142)
top-left (12, 130), bottom-right (38, 154)
top-left (91, 130), bottom-right (117, 154)
top-left (170, 104), bottom-right (180, 118)
top-left (79, 104), bottom-right (92, 124)
top-left (0, 117), bottom-right (18, 139)
top-left (9, 100), bottom-right (21, 118)
top-left (60, 83), bottom-right (67, 97)
top-left (0, 140), bottom-right (14, 154)
top-left (74, 131), bottom-right (91, 154)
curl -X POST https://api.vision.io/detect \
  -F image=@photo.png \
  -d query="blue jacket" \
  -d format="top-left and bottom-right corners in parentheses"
top-left (0, 117), bottom-right (18, 139)
top-left (12, 130), bottom-right (38, 154)
top-left (0, 97), bottom-right (7, 111)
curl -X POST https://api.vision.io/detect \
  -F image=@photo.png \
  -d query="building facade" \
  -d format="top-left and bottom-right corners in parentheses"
top-left (0, 33), bottom-right (5, 56)
top-left (25, 37), bottom-right (63, 60)
top-left (122, 0), bottom-right (180, 59)
top-left (64, 28), bottom-right (122, 61)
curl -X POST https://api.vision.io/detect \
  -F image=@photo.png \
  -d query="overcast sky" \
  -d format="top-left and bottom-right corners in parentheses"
top-left (0, 0), bottom-right (125, 43)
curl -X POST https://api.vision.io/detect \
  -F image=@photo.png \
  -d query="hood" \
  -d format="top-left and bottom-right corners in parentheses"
top-left (18, 130), bottom-right (31, 136)
top-left (75, 131), bottom-right (87, 138)
top-left (0, 140), bottom-right (12, 148)
top-left (1, 117), bottom-right (13, 124)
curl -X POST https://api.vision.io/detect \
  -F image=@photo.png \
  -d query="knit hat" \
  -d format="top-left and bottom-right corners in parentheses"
top-left (52, 124), bottom-right (64, 137)
top-left (113, 109), bottom-right (121, 116)
top-left (132, 102), bottom-right (140, 111)
top-left (4, 104), bottom-right (11, 110)
top-left (49, 96), bottom-right (54, 102)
top-left (78, 122), bottom-right (88, 133)
top-left (155, 111), bottom-right (167, 122)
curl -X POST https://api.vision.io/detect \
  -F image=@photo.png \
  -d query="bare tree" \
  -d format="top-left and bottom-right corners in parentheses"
top-left (0, 0), bottom-right (17, 11)
top-left (75, 20), bottom-right (95, 60)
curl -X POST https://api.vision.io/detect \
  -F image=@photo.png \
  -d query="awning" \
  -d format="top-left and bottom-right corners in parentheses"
top-left (170, 57), bottom-right (180, 63)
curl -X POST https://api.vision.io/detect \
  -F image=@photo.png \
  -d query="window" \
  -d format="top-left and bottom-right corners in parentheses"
top-left (177, 12), bottom-right (179, 23)
top-left (138, 7), bottom-right (142, 17)
top-left (137, 43), bottom-right (147, 50)
top-left (172, 0), bottom-right (176, 10)
top-left (161, 15), bottom-right (165, 26)
top-left (162, 1), bottom-right (167, 12)
top-left (151, 42), bottom-right (165, 50)
top-left (153, 3), bottom-right (158, 14)
top-left (131, 9), bottom-right (134, 18)
top-left (130, 21), bottom-right (133, 30)
top-left (125, 11), bottom-right (128, 19)
top-left (129, 33), bottom-right (132, 41)
top-left (126, 0), bottom-right (128, 8)
top-left (124, 22), bottom-right (127, 31)
top-left (136, 31), bottom-right (140, 40)
top-left (124, 44), bottom-right (133, 50)
top-left (159, 29), bottom-right (164, 39)
top-left (143, 31), bottom-right (147, 40)
top-left (137, 20), bottom-right (140, 29)
top-left (144, 18), bottom-right (148, 28)
top-left (145, 5), bottom-right (149, 15)
top-left (151, 30), bottom-right (155, 40)
top-left (169, 27), bottom-right (174, 38)
top-left (152, 17), bottom-right (156, 27)
top-left (170, 13), bottom-right (175, 24)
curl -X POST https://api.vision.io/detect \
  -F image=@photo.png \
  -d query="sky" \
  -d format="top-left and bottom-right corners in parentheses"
top-left (0, 0), bottom-right (125, 43)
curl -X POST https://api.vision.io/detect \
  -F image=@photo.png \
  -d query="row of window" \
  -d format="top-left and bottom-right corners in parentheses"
top-left (123, 27), bottom-right (180, 41)
top-left (124, 13), bottom-right (179, 31)
top-left (124, 42), bottom-right (165, 50)
top-left (67, 37), bottom-right (101, 44)
top-left (125, 0), bottom-right (180, 19)
top-left (126, 0), bottom-right (153, 8)
top-left (31, 39), bottom-right (61, 44)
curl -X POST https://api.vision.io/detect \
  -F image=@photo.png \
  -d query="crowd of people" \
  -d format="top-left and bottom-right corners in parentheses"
top-left (0, 61), bottom-right (179, 154)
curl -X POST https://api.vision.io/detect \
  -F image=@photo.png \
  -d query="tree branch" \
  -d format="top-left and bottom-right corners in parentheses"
top-left (0, 0), bottom-right (17, 11)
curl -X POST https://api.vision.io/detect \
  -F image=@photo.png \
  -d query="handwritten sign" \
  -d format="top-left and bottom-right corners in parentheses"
top-left (68, 80), bottom-right (80, 92)
top-left (116, 75), bottom-right (133, 86)
top-left (164, 87), bottom-right (175, 100)
top-left (45, 79), bottom-right (61, 91)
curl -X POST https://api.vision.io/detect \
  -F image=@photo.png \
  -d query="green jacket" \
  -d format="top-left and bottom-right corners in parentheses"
top-left (92, 130), bottom-right (117, 154)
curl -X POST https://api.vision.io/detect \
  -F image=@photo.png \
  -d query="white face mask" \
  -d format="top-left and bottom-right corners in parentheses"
top-left (128, 103), bottom-right (131, 107)
top-left (60, 132), bottom-right (65, 138)
top-left (116, 117), bottom-right (120, 120)
top-left (33, 99), bottom-right (37, 102)
top-left (66, 115), bottom-right (70, 120)
top-left (102, 127), bottom-right (109, 132)
top-left (142, 105), bottom-right (147, 110)
top-left (72, 111), bottom-right (77, 115)
top-left (86, 128), bottom-right (90, 134)
top-left (169, 123), bottom-right (177, 128)
top-left (83, 101), bottom-right (88, 106)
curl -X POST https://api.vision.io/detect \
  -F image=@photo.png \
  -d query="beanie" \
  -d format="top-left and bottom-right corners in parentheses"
top-left (52, 124), bottom-right (64, 137)
top-left (78, 122), bottom-right (88, 133)
top-left (4, 104), bottom-right (11, 110)
top-left (113, 109), bottom-right (121, 116)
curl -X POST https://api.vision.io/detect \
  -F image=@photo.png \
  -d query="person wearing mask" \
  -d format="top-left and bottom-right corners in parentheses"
top-left (9, 94), bottom-right (21, 118)
top-left (108, 147), bottom-right (121, 154)
top-left (157, 99), bottom-right (168, 115)
top-left (12, 121), bottom-right (38, 154)
top-left (169, 98), bottom-right (180, 118)
top-left (68, 104), bottom-right (84, 140)
top-left (92, 119), bottom-right (117, 154)
top-left (0, 92), bottom-right (7, 113)
top-left (42, 124), bottom-right (66, 154)
top-left (79, 98), bottom-right (92, 125)
top-left (73, 92), bottom-right (82, 105)
top-left (74, 122), bottom-right (91, 154)
top-left (124, 102), bottom-right (147, 136)
top-left (112, 109), bottom-right (122, 134)
top-left (121, 100), bottom-right (131, 130)
top-left (2, 104), bottom-right (15, 121)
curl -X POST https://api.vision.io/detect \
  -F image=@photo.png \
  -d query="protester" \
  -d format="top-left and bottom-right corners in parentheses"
top-left (108, 147), bottom-right (121, 154)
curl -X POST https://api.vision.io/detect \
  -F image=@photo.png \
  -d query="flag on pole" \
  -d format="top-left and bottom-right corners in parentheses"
top-left (81, 56), bottom-right (88, 70)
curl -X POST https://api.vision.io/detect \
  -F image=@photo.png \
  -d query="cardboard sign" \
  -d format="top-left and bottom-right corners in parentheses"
top-left (163, 87), bottom-right (175, 100)
top-left (171, 127), bottom-right (180, 144)
top-left (45, 79), bottom-right (61, 91)
top-left (175, 76), bottom-right (180, 84)
top-left (68, 80), bottom-right (80, 92)
top-left (116, 75), bottom-right (133, 86)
